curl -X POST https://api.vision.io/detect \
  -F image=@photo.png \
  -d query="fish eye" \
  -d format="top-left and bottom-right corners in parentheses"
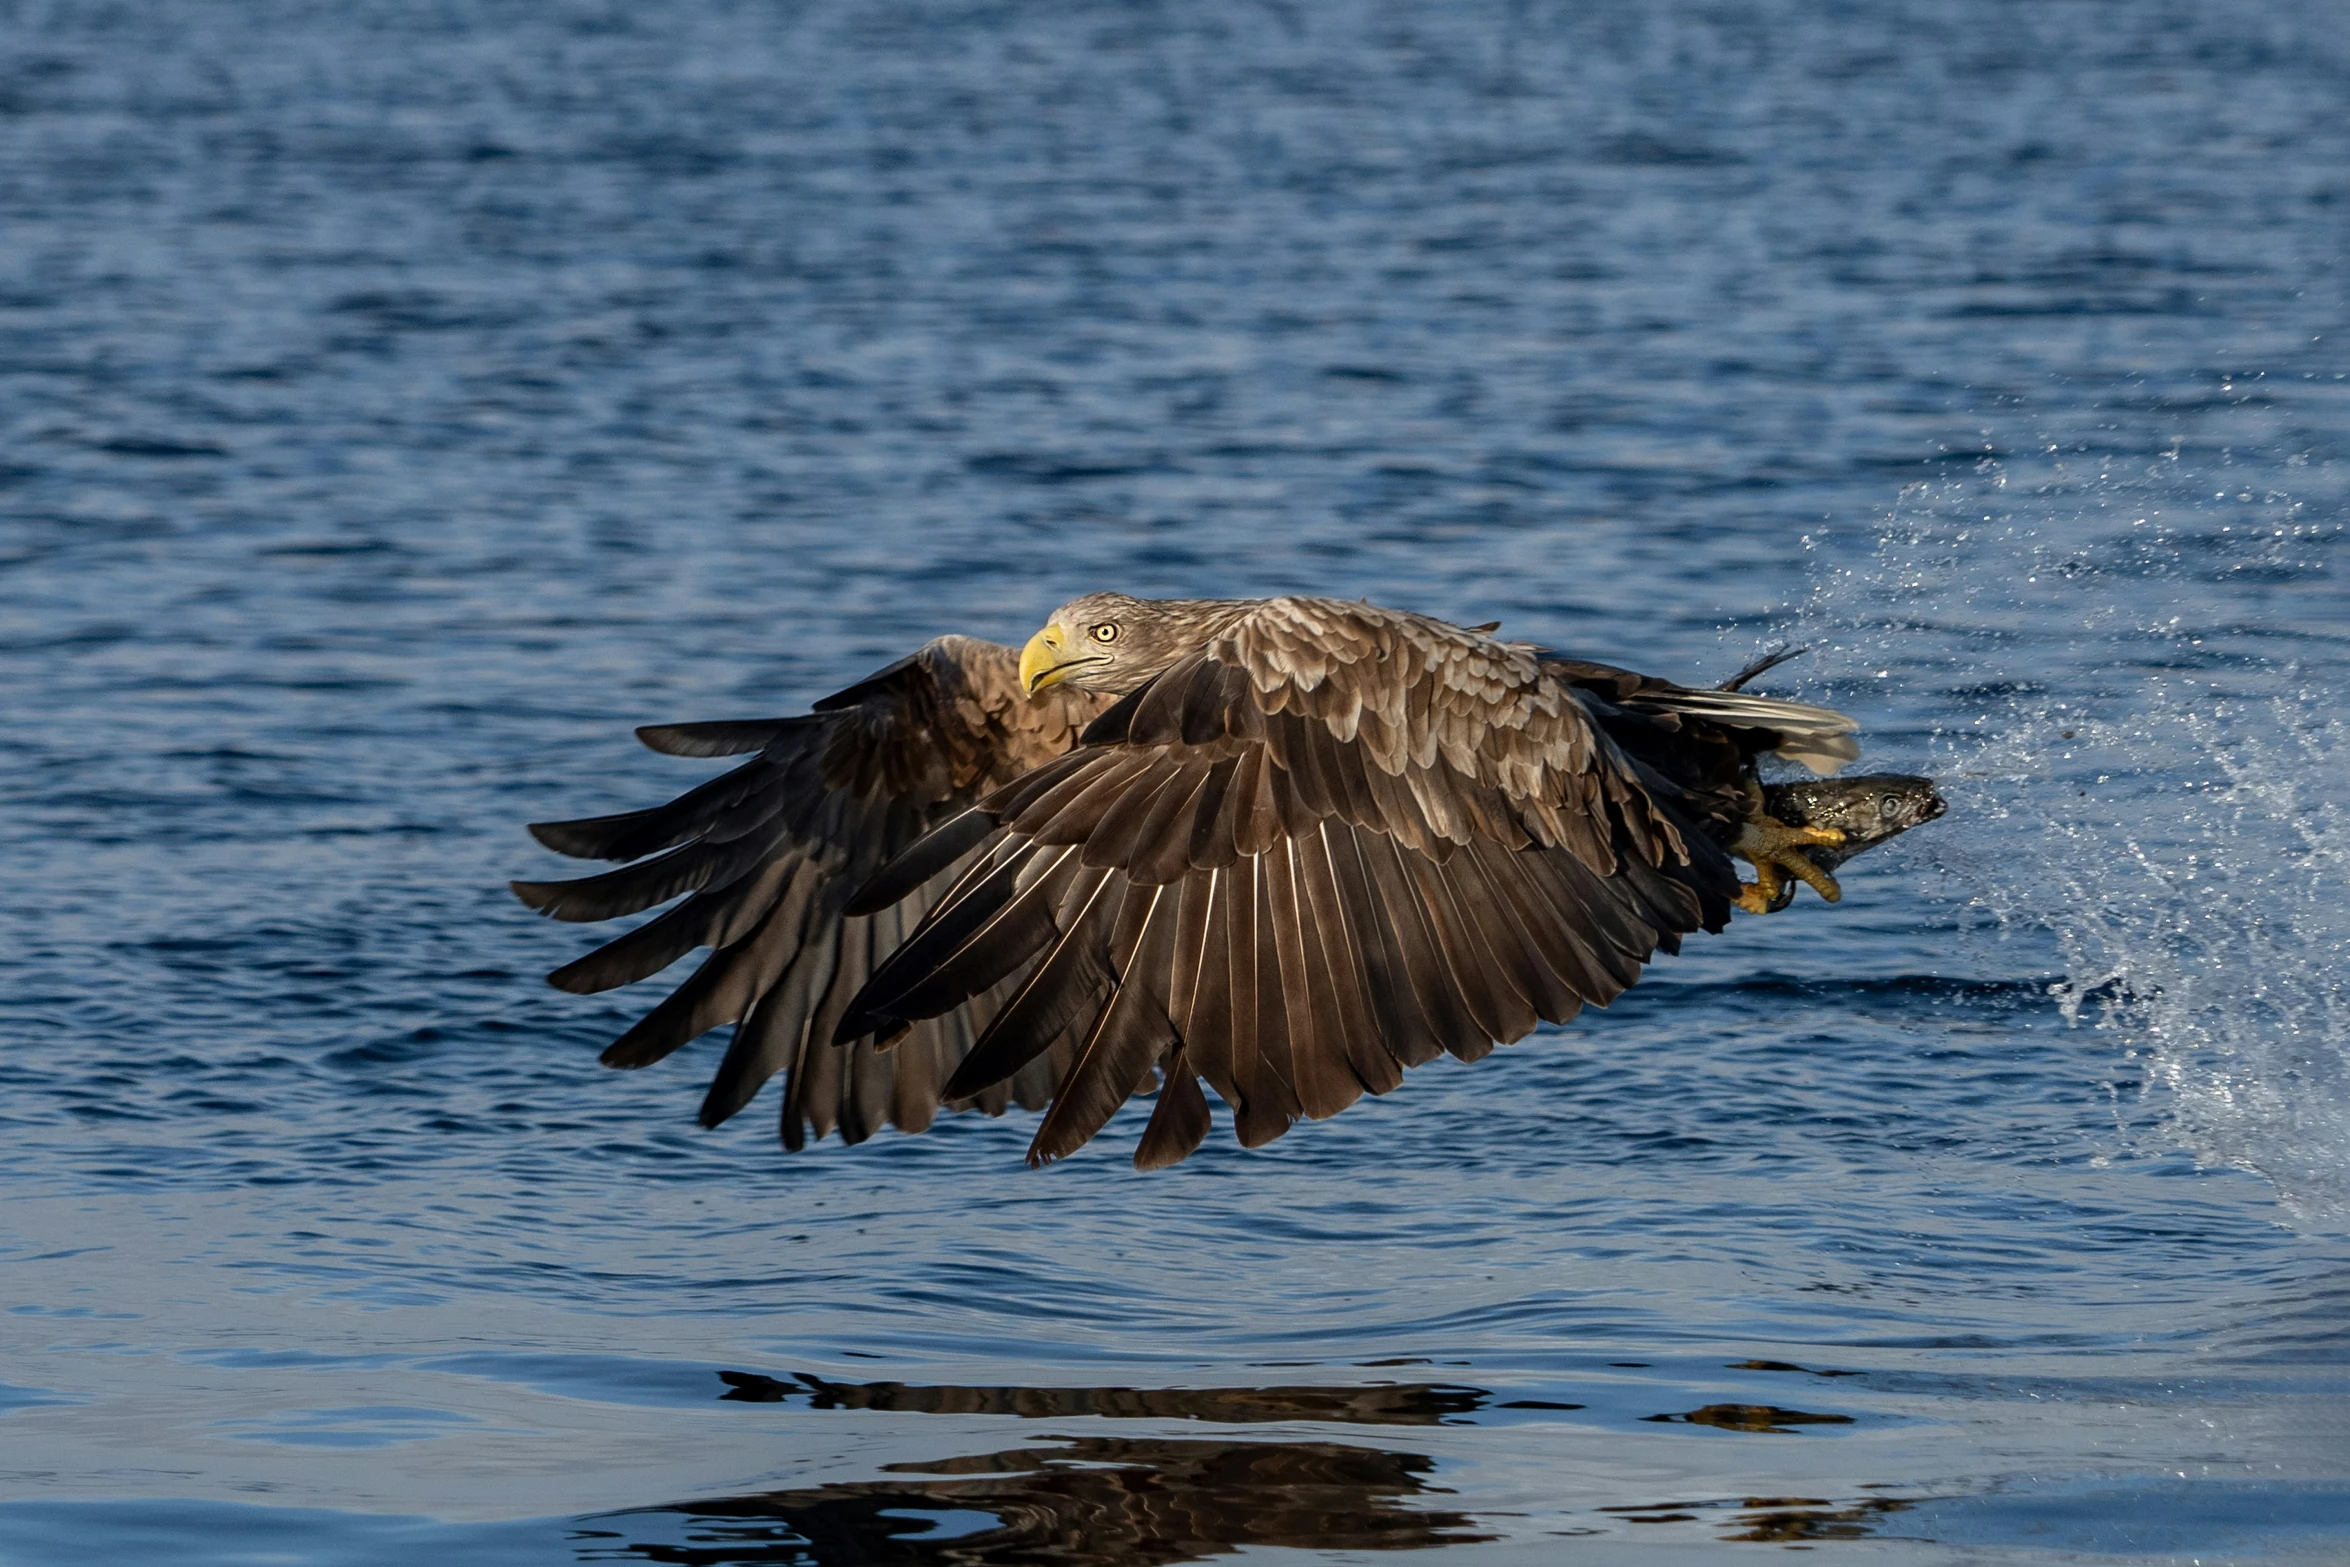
top-left (1880, 794), bottom-right (1901, 812)
top-left (1089, 622), bottom-right (1120, 644)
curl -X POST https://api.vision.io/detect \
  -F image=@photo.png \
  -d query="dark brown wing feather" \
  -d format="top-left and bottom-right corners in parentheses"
top-left (1537, 650), bottom-right (1860, 836)
top-left (839, 597), bottom-right (1741, 1169)
top-left (515, 635), bottom-right (1117, 1149)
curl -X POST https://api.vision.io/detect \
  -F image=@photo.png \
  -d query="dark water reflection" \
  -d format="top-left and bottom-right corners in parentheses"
top-left (1603, 1494), bottom-right (1914, 1544)
top-left (716, 1371), bottom-right (1498, 1426)
top-left (591, 1437), bottom-right (1489, 1566)
top-left (1642, 1403), bottom-right (1856, 1434)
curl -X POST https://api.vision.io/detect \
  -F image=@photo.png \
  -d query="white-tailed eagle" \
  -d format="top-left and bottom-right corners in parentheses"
top-left (515, 595), bottom-right (1907, 1169)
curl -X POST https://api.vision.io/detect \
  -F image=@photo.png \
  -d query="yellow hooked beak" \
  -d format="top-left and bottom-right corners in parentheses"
top-left (1019, 625), bottom-right (1073, 694)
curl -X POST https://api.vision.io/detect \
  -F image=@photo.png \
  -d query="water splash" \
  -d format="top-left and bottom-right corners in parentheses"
top-left (1779, 453), bottom-right (2350, 1227)
top-left (2001, 686), bottom-right (2350, 1226)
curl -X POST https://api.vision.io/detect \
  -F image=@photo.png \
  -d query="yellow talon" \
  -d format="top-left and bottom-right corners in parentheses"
top-left (1732, 785), bottom-right (1846, 913)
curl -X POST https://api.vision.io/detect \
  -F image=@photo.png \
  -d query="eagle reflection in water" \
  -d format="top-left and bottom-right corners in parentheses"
top-left (712, 1369), bottom-right (1494, 1425)
top-left (577, 1433), bottom-right (1490, 1566)
top-left (572, 1373), bottom-right (1910, 1562)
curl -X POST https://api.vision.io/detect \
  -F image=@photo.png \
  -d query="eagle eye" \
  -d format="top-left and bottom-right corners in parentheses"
top-left (1088, 622), bottom-right (1120, 644)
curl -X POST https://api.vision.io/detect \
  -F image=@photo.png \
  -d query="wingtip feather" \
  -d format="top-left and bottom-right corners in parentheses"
top-left (527, 820), bottom-right (595, 856)
top-left (545, 956), bottom-right (606, 994)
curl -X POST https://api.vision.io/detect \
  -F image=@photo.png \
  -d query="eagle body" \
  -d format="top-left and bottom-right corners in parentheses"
top-left (516, 595), bottom-right (1866, 1168)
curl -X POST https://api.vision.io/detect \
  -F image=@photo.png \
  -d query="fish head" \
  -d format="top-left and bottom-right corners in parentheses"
top-left (1860, 775), bottom-right (1947, 838)
top-left (1766, 773), bottom-right (1947, 849)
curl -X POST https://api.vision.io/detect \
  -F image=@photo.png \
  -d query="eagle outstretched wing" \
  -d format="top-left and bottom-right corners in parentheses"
top-left (835, 598), bottom-right (1751, 1170)
top-left (512, 635), bottom-right (1117, 1149)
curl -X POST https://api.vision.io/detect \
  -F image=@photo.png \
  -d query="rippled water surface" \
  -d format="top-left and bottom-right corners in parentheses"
top-left (3, 2), bottom-right (2347, 1562)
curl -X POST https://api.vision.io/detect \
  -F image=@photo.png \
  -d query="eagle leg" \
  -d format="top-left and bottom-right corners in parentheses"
top-left (1732, 780), bottom-right (1845, 914)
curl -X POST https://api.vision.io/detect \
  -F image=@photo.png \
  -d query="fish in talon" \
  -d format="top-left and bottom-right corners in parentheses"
top-left (1746, 774), bottom-right (1949, 913)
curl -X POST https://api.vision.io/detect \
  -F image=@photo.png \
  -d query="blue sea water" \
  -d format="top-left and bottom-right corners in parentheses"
top-left (2, 1), bottom-right (2346, 1562)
